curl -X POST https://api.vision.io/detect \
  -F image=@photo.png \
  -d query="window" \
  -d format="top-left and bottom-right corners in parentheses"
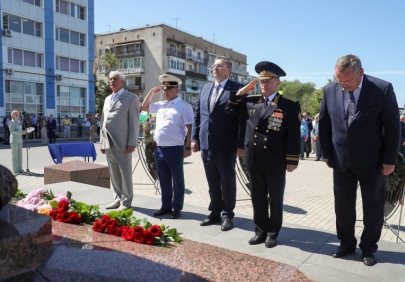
top-left (199, 64), bottom-right (206, 75)
top-left (2, 14), bottom-right (42, 37)
top-left (57, 86), bottom-right (86, 118)
top-left (8, 48), bottom-right (43, 68)
top-left (167, 57), bottom-right (185, 71)
top-left (56, 56), bottom-right (86, 73)
top-left (99, 64), bottom-right (105, 73)
top-left (22, 0), bottom-right (41, 6)
top-left (170, 44), bottom-right (177, 53)
top-left (56, 27), bottom-right (86, 46)
top-left (56, 0), bottom-right (69, 15)
top-left (99, 49), bottom-right (105, 57)
top-left (56, 0), bottom-right (86, 20)
top-left (5, 80), bottom-right (43, 114)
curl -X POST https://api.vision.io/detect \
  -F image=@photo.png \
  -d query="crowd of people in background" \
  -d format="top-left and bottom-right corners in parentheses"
top-left (2, 112), bottom-right (101, 145)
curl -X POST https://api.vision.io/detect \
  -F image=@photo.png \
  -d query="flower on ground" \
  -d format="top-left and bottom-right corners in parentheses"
top-left (149, 225), bottom-right (162, 237)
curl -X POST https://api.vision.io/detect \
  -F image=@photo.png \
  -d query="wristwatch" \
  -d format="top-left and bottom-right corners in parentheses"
top-left (185, 146), bottom-right (191, 151)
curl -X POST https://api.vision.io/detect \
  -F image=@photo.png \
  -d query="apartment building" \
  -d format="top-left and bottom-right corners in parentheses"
top-left (94, 24), bottom-right (250, 109)
top-left (0, 0), bottom-right (95, 118)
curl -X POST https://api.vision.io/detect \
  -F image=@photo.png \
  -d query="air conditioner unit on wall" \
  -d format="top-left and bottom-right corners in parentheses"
top-left (6, 69), bottom-right (13, 75)
top-left (3, 29), bottom-right (12, 37)
top-left (55, 74), bottom-right (63, 81)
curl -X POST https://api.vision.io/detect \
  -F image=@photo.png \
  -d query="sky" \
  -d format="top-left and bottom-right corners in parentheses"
top-left (94, 0), bottom-right (405, 106)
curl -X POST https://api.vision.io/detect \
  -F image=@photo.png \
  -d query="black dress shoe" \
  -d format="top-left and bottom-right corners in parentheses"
top-left (362, 251), bottom-right (376, 266)
top-left (153, 208), bottom-right (172, 217)
top-left (332, 246), bottom-right (356, 258)
top-left (170, 210), bottom-right (181, 219)
top-left (265, 236), bottom-right (277, 248)
top-left (200, 217), bottom-right (221, 226)
top-left (221, 217), bottom-right (233, 231)
top-left (248, 235), bottom-right (266, 245)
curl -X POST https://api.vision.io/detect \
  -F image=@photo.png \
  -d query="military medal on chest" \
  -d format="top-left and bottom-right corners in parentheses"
top-left (267, 108), bottom-right (283, 132)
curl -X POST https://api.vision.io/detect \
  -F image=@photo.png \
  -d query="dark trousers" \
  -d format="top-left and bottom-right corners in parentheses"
top-left (155, 146), bottom-right (185, 211)
top-left (333, 170), bottom-right (386, 252)
top-left (201, 150), bottom-right (237, 219)
top-left (315, 140), bottom-right (322, 160)
top-left (249, 168), bottom-right (286, 238)
top-left (78, 126), bottom-right (83, 137)
top-left (300, 138), bottom-right (305, 158)
top-left (48, 130), bottom-right (56, 144)
top-left (305, 137), bottom-right (312, 157)
top-left (4, 126), bottom-right (10, 140)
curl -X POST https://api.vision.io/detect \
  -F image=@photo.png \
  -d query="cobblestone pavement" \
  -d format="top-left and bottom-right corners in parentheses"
top-left (1, 138), bottom-right (404, 243)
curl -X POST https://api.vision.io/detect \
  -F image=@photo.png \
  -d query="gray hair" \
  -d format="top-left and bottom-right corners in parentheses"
top-left (215, 56), bottom-right (232, 69)
top-left (335, 54), bottom-right (362, 73)
top-left (11, 110), bottom-right (20, 120)
top-left (109, 71), bottom-right (126, 81)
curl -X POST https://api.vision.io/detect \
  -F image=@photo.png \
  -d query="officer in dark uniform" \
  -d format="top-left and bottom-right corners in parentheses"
top-left (226, 61), bottom-right (301, 248)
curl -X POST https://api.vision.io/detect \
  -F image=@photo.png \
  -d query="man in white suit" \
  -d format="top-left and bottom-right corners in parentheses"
top-left (100, 71), bottom-right (140, 210)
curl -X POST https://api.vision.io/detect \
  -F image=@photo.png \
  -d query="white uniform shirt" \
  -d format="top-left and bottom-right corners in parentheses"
top-left (149, 97), bottom-right (193, 146)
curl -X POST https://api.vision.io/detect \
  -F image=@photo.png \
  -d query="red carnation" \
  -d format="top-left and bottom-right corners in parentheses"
top-left (120, 226), bottom-right (131, 238)
top-left (107, 226), bottom-right (122, 236)
top-left (133, 226), bottom-right (144, 236)
top-left (101, 215), bottom-right (111, 224)
top-left (107, 219), bottom-right (119, 229)
top-left (123, 227), bottom-right (135, 241)
top-left (92, 220), bottom-right (105, 233)
top-left (149, 225), bottom-right (162, 237)
top-left (49, 209), bottom-right (58, 220)
top-left (143, 230), bottom-right (155, 245)
top-left (57, 211), bottom-right (70, 222)
top-left (57, 200), bottom-right (69, 213)
top-left (133, 234), bottom-right (143, 243)
top-left (67, 212), bottom-right (81, 225)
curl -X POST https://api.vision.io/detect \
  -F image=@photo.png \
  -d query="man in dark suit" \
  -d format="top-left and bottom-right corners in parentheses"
top-left (47, 114), bottom-right (56, 144)
top-left (319, 54), bottom-right (400, 266)
top-left (191, 56), bottom-right (246, 231)
top-left (226, 61), bottom-right (301, 248)
top-left (303, 112), bottom-right (313, 158)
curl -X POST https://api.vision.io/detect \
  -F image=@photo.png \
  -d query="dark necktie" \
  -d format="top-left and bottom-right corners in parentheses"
top-left (347, 90), bottom-right (356, 126)
top-left (209, 85), bottom-right (220, 113)
top-left (265, 97), bottom-right (269, 107)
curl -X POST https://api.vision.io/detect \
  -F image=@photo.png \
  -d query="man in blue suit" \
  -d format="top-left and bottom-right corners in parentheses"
top-left (191, 56), bottom-right (246, 231)
top-left (319, 54), bottom-right (400, 266)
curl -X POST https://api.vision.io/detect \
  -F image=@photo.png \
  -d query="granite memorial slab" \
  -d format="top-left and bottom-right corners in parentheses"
top-left (44, 160), bottom-right (110, 188)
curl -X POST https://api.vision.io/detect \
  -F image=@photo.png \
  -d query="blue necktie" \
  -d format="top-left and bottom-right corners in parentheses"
top-left (347, 91), bottom-right (356, 126)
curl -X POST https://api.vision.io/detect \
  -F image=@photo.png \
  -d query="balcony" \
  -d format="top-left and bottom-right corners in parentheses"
top-left (166, 49), bottom-right (186, 59)
top-left (186, 54), bottom-right (208, 65)
top-left (115, 50), bottom-right (145, 57)
top-left (126, 83), bottom-right (145, 90)
top-left (185, 70), bottom-right (206, 80)
top-left (117, 68), bottom-right (144, 75)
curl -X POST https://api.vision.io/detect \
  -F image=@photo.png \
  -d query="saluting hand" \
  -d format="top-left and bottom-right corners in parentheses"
top-left (236, 79), bottom-right (258, 96)
top-left (150, 86), bottom-right (162, 95)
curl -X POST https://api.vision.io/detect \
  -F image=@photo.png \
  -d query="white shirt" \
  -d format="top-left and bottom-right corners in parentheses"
top-left (343, 76), bottom-right (363, 114)
top-left (264, 92), bottom-right (278, 104)
top-left (110, 88), bottom-right (125, 107)
top-left (149, 97), bottom-right (194, 146)
top-left (213, 78), bottom-right (229, 103)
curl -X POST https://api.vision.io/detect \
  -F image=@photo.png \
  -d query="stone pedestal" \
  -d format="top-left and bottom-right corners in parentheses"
top-left (44, 160), bottom-right (110, 188)
top-left (0, 204), bottom-right (52, 280)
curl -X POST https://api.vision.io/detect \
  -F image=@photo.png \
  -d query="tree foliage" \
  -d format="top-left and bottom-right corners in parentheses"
top-left (92, 52), bottom-right (119, 114)
top-left (95, 80), bottom-right (112, 115)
